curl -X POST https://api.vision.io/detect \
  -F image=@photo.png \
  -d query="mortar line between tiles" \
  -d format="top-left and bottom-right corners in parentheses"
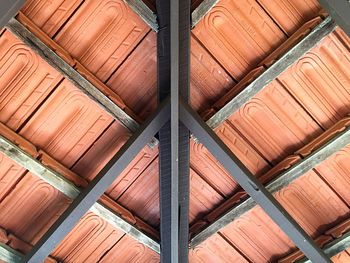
top-left (96, 233), bottom-right (127, 263)
top-left (275, 78), bottom-right (327, 133)
top-left (16, 76), bottom-right (65, 133)
top-left (103, 28), bottom-right (152, 85)
top-left (116, 152), bottom-right (159, 202)
top-left (190, 32), bottom-right (238, 83)
top-left (312, 168), bottom-right (350, 210)
top-left (69, 120), bottom-right (117, 170)
top-left (254, 0), bottom-right (289, 37)
top-left (51, 0), bottom-right (87, 40)
top-left (217, 232), bottom-right (254, 263)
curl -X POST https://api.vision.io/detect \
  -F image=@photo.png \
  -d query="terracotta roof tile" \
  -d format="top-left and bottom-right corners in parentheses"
top-left (221, 206), bottom-right (294, 262)
top-left (316, 145), bottom-right (350, 206)
top-left (189, 233), bottom-right (248, 263)
top-left (192, 0), bottom-right (287, 80)
top-left (106, 31), bottom-right (157, 120)
top-left (116, 158), bottom-right (160, 227)
top-left (21, 0), bottom-right (83, 37)
top-left (189, 169), bottom-right (224, 223)
top-left (72, 121), bottom-right (131, 181)
top-left (0, 173), bottom-right (70, 244)
top-left (54, 0), bottom-right (149, 82)
top-left (19, 79), bottom-right (113, 168)
top-left (227, 81), bottom-right (323, 164)
top-left (106, 32), bottom-right (234, 120)
top-left (0, 153), bottom-right (26, 202)
top-left (52, 212), bottom-right (125, 263)
top-left (0, 30), bottom-right (62, 131)
top-left (190, 121), bottom-right (270, 197)
top-left (256, 0), bottom-right (322, 35)
top-left (332, 250), bottom-right (350, 263)
top-left (274, 171), bottom-right (349, 237)
top-left (278, 28), bottom-right (350, 130)
top-left (190, 35), bottom-right (234, 113)
top-left (99, 234), bottom-right (159, 262)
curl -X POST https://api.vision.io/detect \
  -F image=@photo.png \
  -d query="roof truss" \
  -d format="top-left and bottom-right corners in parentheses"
top-left (0, 0), bottom-right (349, 262)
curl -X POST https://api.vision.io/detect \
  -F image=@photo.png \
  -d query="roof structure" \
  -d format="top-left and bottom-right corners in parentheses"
top-left (0, 0), bottom-right (349, 262)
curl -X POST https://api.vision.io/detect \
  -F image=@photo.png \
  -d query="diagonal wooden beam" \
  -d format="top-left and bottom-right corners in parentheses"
top-left (298, 231), bottom-right (350, 263)
top-left (189, 122), bottom-right (350, 248)
top-left (180, 99), bottom-right (330, 262)
top-left (0, 135), bottom-right (160, 253)
top-left (19, 98), bottom-right (170, 263)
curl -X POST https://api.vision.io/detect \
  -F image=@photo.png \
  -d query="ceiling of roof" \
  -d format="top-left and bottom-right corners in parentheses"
top-left (0, 0), bottom-right (349, 262)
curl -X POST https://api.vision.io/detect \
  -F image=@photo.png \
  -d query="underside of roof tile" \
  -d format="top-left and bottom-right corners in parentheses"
top-left (0, 0), bottom-right (349, 262)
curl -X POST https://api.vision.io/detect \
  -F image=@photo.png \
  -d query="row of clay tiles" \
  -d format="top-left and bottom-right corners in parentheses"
top-left (0, 0), bottom-right (348, 262)
top-left (4, 0), bottom-right (350, 260)
top-left (186, 27), bottom-right (350, 262)
top-left (0, 0), bottom-right (319, 233)
top-left (18, 0), bottom-right (326, 120)
top-left (1, 84), bottom-right (350, 262)
top-left (0, 22), bottom-right (348, 263)
top-left (190, 113), bottom-right (350, 262)
top-left (189, 219), bottom-right (350, 262)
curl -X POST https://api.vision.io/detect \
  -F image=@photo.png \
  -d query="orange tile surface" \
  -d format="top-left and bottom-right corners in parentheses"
top-left (21, 0), bottom-right (84, 37)
top-left (190, 35), bottom-right (234, 113)
top-left (227, 81), bottom-right (322, 164)
top-left (0, 173), bottom-right (70, 244)
top-left (278, 29), bottom-right (350, 130)
top-left (316, 145), bottom-right (350, 206)
top-left (256, 0), bottom-right (322, 35)
top-left (189, 234), bottom-right (248, 263)
top-left (332, 250), bottom-right (350, 263)
top-left (190, 121), bottom-right (270, 197)
top-left (189, 169), bottom-right (224, 223)
top-left (107, 33), bottom-right (234, 119)
top-left (19, 79), bottom-right (113, 168)
top-left (193, 0), bottom-right (286, 80)
top-left (274, 171), bottom-right (349, 237)
top-left (0, 0), bottom-right (349, 261)
top-left (106, 31), bottom-right (157, 120)
top-left (54, 0), bottom-right (150, 82)
top-left (0, 30), bottom-right (62, 131)
top-left (0, 154), bottom-right (26, 202)
top-left (52, 212), bottom-right (125, 263)
top-left (115, 157), bottom-right (159, 227)
top-left (221, 206), bottom-right (294, 262)
top-left (99, 234), bottom-right (159, 262)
